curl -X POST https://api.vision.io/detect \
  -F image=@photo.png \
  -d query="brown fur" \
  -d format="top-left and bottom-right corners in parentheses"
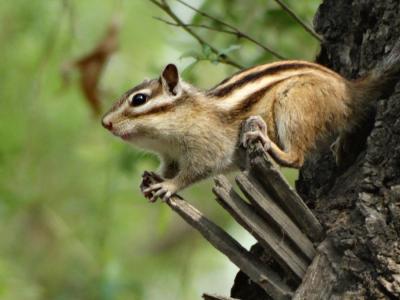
top-left (102, 55), bottom-right (399, 196)
top-left (222, 77), bottom-right (289, 122)
top-left (266, 74), bottom-right (350, 166)
top-left (208, 61), bottom-right (341, 97)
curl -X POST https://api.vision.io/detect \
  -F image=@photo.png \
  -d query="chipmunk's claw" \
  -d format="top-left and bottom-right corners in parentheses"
top-left (141, 171), bottom-right (163, 201)
top-left (242, 131), bottom-right (272, 150)
top-left (142, 180), bottom-right (177, 203)
top-left (241, 116), bottom-right (272, 151)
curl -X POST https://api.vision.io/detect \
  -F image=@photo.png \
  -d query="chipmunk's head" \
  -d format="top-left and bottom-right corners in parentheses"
top-left (102, 64), bottom-right (199, 146)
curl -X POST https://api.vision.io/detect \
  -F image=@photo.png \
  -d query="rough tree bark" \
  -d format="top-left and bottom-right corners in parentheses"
top-left (231, 0), bottom-right (400, 299)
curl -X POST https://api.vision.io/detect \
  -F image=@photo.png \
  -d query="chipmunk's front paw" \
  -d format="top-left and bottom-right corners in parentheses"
top-left (143, 180), bottom-right (178, 203)
top-left (140, 171), bottom-right (163, 201)
top-left (241, 116), bottom-right (272, 150)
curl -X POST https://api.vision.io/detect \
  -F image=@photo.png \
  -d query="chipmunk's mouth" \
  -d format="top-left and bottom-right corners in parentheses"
top-left (120, 132), bottom-right (135, 140)
top-left (103, 120), bottom-right (138, 141)
top-left (106, 128), bottom-right (133, 141)
top-left (114, 128), bottom-right (138, 141)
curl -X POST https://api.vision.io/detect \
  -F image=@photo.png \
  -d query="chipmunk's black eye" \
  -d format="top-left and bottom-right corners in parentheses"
top-left (130, 93), bottom-right (148, 106)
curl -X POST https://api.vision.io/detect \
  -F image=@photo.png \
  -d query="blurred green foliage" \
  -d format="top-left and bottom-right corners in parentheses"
top-left (0, 0), bottom-right (320, 299)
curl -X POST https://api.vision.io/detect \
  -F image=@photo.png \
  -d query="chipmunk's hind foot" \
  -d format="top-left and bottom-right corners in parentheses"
top-left (242, 116), bottom-right (303, 168)
top-left (241, 116), bottom-right (272, 150)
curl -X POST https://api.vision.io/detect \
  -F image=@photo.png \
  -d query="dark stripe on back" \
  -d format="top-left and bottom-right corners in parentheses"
top-left (222, 78), bottom-right (287, 122)
top-left (208, 62), bottom-right (337, 98)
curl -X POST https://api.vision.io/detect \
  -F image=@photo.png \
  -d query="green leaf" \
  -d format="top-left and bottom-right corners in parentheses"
top-left (218, 44), bottom-right (241, 56)
top-left (202, 44), bottom-right (212, 58)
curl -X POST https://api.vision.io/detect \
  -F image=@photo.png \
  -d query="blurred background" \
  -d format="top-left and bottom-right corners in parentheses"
top-left (0, 0), bottom-right (320, 299)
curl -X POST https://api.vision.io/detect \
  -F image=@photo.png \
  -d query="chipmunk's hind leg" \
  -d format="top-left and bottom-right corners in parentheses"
top-left (241, 116), bottom-right (303, 168)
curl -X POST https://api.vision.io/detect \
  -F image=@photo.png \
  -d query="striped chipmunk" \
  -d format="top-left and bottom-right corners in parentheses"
top-left (102, 41), bottom-right (400, 202)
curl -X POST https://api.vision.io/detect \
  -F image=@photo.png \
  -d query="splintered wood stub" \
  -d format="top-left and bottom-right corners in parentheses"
top-left (166, 196), bottom-right (294, 299)
top-left (213, 175), bottom-right (308, 280)
top-left (249, 144), bottom-right (324, 242)
top-left (239, 118), bottom-right (323, 242)
top-left (235, 172), bottom-right (316, 261)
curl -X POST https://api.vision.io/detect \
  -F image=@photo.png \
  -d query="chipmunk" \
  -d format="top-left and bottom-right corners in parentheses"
top-left (102, 41), bottom-right (400, 202)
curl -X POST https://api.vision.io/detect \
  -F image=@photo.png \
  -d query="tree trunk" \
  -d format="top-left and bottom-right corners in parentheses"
top-left (232, 0), bottom-right (400, 299)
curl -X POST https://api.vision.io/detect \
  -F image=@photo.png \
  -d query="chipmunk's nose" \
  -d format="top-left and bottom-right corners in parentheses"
top-left (102, 119), bottom-right (113, 130)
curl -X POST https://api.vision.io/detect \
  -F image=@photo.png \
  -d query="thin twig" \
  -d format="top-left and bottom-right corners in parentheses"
top-left (154, 16), bottom-right (286, 60)
top-left (154, 16), bottom-right (236, 35)
top-left (272, 0), bottom-right (322, 42)
top-left (148, 0), bottom-right (243, 69)
top-left (175, 0), bottom-right (286, 60)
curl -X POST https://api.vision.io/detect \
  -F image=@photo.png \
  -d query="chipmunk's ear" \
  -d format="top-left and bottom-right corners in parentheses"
top-left (161, 64), bottom-right (181, 96)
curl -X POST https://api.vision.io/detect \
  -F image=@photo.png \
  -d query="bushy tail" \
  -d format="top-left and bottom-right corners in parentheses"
top-left (351, 39), bottom-right (400, 104)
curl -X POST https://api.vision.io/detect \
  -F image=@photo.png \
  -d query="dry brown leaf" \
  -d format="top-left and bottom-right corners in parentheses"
top-left (63, 18), bottom-right (120, 116)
